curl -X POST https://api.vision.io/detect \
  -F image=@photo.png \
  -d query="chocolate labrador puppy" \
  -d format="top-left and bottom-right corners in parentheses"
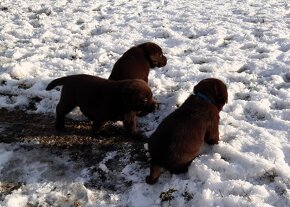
top-left (109, 42), bottom-right (167, 130)
top-left (46, 74), bottom-right (157, 135)
top-left (108, 42), bottom-right (167, 82)
top-left (146, 78), bottom-right (228, 184)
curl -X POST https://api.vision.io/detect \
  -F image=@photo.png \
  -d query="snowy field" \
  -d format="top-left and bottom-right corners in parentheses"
top-left (1, 0), bottom-right (290, 206)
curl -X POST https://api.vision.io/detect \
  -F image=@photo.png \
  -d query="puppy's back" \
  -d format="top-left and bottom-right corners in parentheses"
top-left (109, 47), bottom-right (149, 81)
top-left (148, 96), bottom-right (216, 172)
top-left (46, 74), bottom-right (107, 90)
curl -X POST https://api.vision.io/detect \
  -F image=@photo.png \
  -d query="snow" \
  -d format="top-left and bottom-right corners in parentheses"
top-left (1, 0), bottom-right (290, 206)
top-left (0, 147), bottom-right (13, 171)
top-left (4, 193), bottom-right (28, 207)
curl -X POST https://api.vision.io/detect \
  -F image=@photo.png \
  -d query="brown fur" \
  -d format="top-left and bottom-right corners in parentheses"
top-left (46, 74), bottom-right (157, 135)
top-left (108, 42), bottom-right (167, 82)
top-left (108, 42), bottom-right (167, 132)
top-left (146, 78), bottom-right (228, 184)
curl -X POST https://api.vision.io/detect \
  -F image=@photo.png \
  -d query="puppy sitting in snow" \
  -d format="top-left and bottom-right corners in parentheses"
top-left (146, 78), bottom-right (228, 184)
top-left (46, 74), bottom-right (157, 136)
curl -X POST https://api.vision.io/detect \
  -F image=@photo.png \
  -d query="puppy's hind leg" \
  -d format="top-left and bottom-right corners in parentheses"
top-left (146, 163), bottom-right (161, 185)
top-left (79, 110), bottom-right (104, 135)
top-left (92, 120), bottom-right (106, 136)
top-left (55, 102), bottom-right (75, 131)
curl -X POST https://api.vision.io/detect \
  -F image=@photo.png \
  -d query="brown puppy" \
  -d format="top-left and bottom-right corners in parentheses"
top-left (146, 78), bottom-right (228, 184)
top-left (109, 42), bottom-right (167, 131)
top-left (46, 74), bottom-right (157, 135)
top-left (108, 42), bottom-right (167, 82)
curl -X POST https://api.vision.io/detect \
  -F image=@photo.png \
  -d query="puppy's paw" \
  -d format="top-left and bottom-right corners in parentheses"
top-left (92, 122), bottom-right (106, 136)
top-left (55, 124), bottom-right (66, 132)
top-left (136, 111), bottom-right (149, 117)
top-left (146, 175), bottom-right (159, 185)
top-left (128, 131), bottom-right (146, 141)
top-left (54, 125), bottom-right (68, 136)
top-left (205, 137), bottom-right (219, 145)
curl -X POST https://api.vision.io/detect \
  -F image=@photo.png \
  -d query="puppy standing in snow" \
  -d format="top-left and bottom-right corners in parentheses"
top-left (109, 42), bottom-right (167, 135)
top-left (109, 42), bottom-right (167, 82)
top-left (46, 74), bottom-right (157, 135)
top-left (146, 78), bottom-right (228, 184)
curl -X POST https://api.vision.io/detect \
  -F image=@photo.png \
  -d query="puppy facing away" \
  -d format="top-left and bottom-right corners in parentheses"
top-left (108, 42), bottom-right (167, 82)
top-left (46, 74), bottom-right (157, 136)
top-left (146, 78), bottom-right (228, 184)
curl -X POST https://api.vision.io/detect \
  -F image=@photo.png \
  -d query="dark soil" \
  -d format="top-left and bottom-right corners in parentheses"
top-left (0, 108), bottom-right (149, 197)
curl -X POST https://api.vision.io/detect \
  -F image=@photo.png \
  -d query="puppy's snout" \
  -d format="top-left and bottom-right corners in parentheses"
top-left (144, 99), bottom-right (158, 112)
top-left (158, 55), bottom-right (167, 67)
top-left (156, 102), bottom-right (160, 110)
top-left (151, 99), bottom-right (158, 110)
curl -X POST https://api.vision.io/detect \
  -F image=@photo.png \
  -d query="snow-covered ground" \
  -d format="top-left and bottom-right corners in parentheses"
top-left (1, 0), bottom-right (290, 206)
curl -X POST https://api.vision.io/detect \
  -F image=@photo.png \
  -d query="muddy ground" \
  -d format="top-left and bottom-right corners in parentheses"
top-left (0, 109), bottom-right (149, 204)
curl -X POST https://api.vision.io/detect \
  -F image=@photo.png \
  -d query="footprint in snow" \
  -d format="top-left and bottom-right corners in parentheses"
top-left (282, 145), bottom-right (290, 166)
top-left (234, 92), bottom-right (251, 101)
top-left (199, 66), bottom-right (214, 73)
top-left (192, 57), bottom-right (215, 65)
top-left (244, 106), bottom-right (269, 121)
top-left (278, 42), bottom-right (290, 52)
top-left (249, 47), bottom-right (270, 60)
top-left (284, 73), bottom-right (290, 82)
top-left (240, 43), bottom-right (257, 50)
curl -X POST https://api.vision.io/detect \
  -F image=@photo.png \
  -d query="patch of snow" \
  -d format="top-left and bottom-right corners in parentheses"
top-left (1, 0), bottom-right (290, 206)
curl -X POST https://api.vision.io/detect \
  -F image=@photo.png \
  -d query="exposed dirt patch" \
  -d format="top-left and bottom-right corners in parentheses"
top-left (0, 109), bottom-right (149, 202)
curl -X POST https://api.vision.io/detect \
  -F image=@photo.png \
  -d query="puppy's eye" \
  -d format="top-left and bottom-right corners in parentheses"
top-left (143, 98), bottom-right (148, 103)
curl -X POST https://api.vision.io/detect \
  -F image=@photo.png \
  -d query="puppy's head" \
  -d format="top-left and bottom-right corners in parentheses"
top-left (193, 78), bottom-right (228, 111)
top-left (138, 42), bottom-right (167, 68)
top-left (122, 79), bottom-right (157, 112)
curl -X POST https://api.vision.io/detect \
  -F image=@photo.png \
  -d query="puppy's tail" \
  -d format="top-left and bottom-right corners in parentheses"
top-left (46, 77), bottom-right (67, 90)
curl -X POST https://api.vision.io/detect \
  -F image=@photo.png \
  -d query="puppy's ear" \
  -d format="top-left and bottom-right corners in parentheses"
top-left (122, 84), bottom-right (138, 106)
top-left (139, 42), bottom-right (156, 53)
top-left (194, 78), bottom-right (228, 110)
top-left (214, 81), bottom-right (228, 105)
top-left (193, 79), bottom-right (211, 94)
top-left (139, 42), bottom-right (164, 66)
top-left (122, 80), bottom-right (148, 108)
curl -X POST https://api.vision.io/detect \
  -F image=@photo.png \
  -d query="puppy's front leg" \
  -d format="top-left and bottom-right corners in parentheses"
top-left (205, 117), bottom-right (219, 145)
top-left (123, 111), bottom-right (138, 136)
top-left (146, 163), bottom-right (161, 185)
top-left (55, 114), bottom-right (65, 131)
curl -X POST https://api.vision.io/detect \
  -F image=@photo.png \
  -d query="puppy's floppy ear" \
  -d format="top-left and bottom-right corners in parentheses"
top-left (138, 42), bottom-right (164, 65)
top-left (214, 83), bottom-right (228, 104)
top-left (212, 80), bottom-right (228, 106)
top-left (193, 79), bottom-right (211, 95)
top-left (138, 42), bottom-right (167, 68)
top-left (138, 42), bottom-right (158, 53)
top-left (194, 78), bottom-right (228, 110)
top-left (121, 84), bottom-right (139, 106)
